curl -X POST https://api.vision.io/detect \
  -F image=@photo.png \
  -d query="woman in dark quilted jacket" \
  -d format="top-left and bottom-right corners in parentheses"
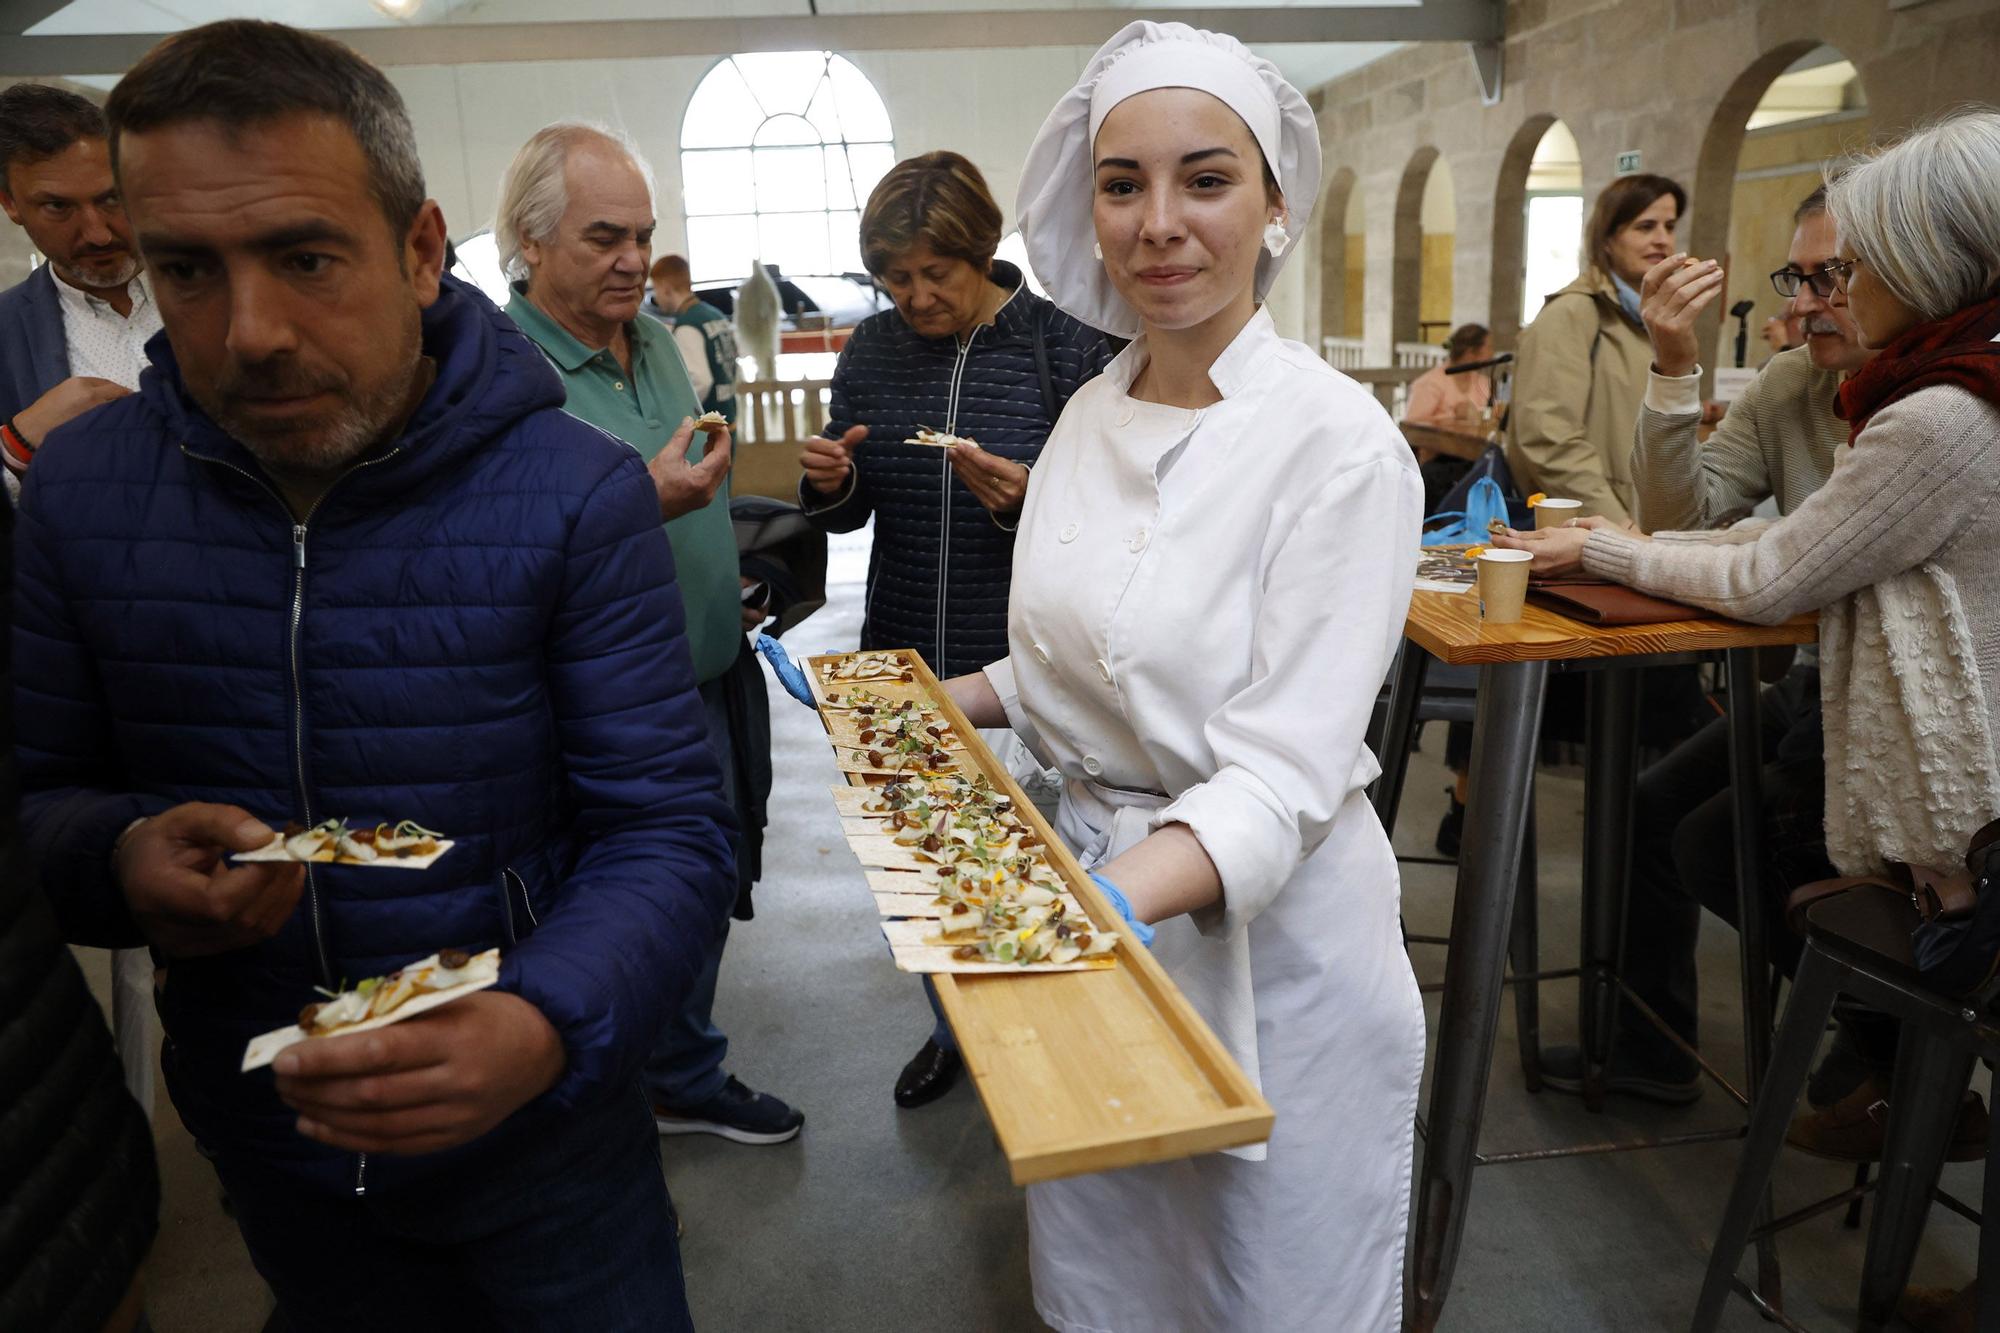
top-left (0, 498), bottom-right (159, 1333)
top-left (799, 151), bottom-right (1111, 1108)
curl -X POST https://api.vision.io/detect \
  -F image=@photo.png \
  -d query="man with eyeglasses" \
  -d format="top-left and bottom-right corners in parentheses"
top-left (1538, 186), bottom-right (1878, 1112)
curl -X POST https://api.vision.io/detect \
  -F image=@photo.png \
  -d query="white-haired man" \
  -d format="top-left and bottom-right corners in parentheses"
top-left (1538, 187), bottom-right (1902, 1141)
top-left (497, 122), bottom-right (803, 1147)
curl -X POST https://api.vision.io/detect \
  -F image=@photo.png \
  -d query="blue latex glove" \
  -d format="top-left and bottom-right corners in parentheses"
top-left (754, 633), bottom-right (815, 707)
top-left (1089, 871), bottom-right (1155, 947)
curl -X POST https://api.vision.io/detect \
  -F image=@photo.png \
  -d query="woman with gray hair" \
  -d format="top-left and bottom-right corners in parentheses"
top-left (1496, 107), bottom-right (2000, 1162)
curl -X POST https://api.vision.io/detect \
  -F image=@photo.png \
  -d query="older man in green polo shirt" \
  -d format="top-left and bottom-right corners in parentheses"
top-left (498, 122), bottom-right (803, 1146)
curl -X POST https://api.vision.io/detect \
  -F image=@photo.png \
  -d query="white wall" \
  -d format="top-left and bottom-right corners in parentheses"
top-left (388, 46), bottom-right (1095, 258)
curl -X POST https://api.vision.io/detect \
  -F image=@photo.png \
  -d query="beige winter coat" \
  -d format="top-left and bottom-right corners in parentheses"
top-left (1506, 268), bottom-right (1652, 524)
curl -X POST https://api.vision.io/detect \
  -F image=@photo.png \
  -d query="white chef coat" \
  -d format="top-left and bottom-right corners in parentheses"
top-left (982, 309), bottom-right (1426, 1332)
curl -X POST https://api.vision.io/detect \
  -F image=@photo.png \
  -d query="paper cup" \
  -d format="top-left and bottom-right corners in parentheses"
top-left (1534, 497), bottom-right (1583, 529)
top-left (1476, 549), bottom-right (1533, 623)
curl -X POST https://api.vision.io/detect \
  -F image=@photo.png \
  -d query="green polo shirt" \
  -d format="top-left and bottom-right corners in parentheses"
top-left (507, 284), bottom-right (739, 684)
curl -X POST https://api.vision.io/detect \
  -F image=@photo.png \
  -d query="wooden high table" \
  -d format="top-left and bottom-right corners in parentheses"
top-left (1372, 589), bottom-right (1817, 1332)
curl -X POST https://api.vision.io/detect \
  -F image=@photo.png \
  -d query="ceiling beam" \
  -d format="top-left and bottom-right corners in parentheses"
top-left (0, 3), bottom-right (1502, 76)
top-left (0, 0), bottom-right (78, 36)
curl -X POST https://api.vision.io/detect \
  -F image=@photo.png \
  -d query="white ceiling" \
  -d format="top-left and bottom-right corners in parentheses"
top-left (24, 0), bottom-right (1408, 93)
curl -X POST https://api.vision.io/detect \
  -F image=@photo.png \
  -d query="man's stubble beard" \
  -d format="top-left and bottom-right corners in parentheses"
top-left (55, 254), bottom-right (140, 292)
top-left (203, 303), bottom-right (425, 484)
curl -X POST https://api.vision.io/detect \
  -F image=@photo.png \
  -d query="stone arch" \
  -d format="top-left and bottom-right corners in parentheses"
top-left (1390, 145), bottom-right (1442, 346)
top-left (1317, 167), bottom-right (1358, 344)
top-left (1688, 40), bottom-right (1870, 375)
top-left (1488, 113), bottom-right (1562, 346)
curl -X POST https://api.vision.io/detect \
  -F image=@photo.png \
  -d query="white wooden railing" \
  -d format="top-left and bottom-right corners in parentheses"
top-left (1393, 341), bottom-right (1447, 369)
top-left (734, 379), bottom-right (832, 448)
top-left (1320, 336), bottom-right (1366, 369)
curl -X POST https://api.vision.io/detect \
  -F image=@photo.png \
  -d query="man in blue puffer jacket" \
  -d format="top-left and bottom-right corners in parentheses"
top-left (14, 21), bottom-right (733, 1331)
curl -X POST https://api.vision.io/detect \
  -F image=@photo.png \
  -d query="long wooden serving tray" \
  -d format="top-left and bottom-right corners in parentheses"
top-left (807, 649), bottom-right (1274, 1185)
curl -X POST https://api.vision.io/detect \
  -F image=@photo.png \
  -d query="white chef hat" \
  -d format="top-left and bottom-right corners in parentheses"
top-left (1016, 21), bottom-right (1322, 339)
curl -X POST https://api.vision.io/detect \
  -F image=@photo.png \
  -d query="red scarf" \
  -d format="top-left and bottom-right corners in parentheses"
top-left (1835, 292), bottom-right (2000, 443)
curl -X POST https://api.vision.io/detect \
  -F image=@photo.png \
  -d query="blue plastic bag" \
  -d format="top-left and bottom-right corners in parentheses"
top-left (1422, 476), bottom-right (1512, 546)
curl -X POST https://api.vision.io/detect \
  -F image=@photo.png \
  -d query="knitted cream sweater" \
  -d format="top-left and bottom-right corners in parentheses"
top-left (1584, 384), bottom-right (2000, 874)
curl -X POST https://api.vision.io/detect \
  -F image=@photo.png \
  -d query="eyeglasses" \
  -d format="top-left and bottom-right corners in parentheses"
top-left (1770, 257), bottom-right (1860, 299)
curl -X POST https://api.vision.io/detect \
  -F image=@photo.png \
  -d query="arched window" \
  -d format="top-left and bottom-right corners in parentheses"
top-left (680, 52), bottom-right (896, 287)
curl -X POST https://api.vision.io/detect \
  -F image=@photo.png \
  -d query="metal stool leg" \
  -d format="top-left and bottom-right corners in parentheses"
top-left (1579, 666), bottom-right (1641, 1110)
top-left (1511, 796), bottom-right (1542, 1091)
top-left (1844, 1162), bottom-right (1870, 1229)
top-left (1370, 642), bottom-right (1430, 838)
top-left (1692, 942), bottom-right (1848, 1332)
top-left (1856, 1030), bottom-right (1978, 1330)
top-left (1979, 1110), bottom-right (2000, 1333)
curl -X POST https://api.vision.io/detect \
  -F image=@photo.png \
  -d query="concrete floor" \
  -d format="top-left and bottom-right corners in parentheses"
top-left (82, 525), bottom-right (1985, 1332)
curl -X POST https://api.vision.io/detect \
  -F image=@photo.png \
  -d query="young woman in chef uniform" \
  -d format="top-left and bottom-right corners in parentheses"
top-left (939, 22), bottom-right (1427, 1332)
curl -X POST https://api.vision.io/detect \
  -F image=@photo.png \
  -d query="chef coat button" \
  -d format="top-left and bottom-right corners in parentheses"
top-left (1116, 406), bottom-right (1134, 427)
top-left (1129, 528), bottom-right (1149, 553)
top-left (1095, 658), bottom-right (1112, 684)
top-left (1059, 522), bottom-right (1079, 543)
top-left (1032, 643), bottom-right (1051, 665)
top-left (1083, 755), bottom-right (1103, 776)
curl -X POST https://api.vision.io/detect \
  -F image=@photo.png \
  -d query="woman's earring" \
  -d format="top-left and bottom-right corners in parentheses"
top-left (1093, 242), bottom-right (1103, 261)
top-left (1263, 218), bottom-right (1291, 258)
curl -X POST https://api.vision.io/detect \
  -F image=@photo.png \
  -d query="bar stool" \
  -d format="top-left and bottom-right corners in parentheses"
top-left (1693, 891), bottom-right (2000, 1331)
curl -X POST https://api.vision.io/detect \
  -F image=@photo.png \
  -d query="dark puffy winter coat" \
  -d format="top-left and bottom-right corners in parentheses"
top-left (14, 276), bottom-right (736, 1196)
top-left (0, 495), bottom-right (158, 1333)
top-left (800, 262), bottom-right (1111, 677)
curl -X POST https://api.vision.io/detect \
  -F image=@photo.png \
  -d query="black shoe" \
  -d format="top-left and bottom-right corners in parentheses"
top-left (1539, 1043), bottom-right (1702, 1106)
top-left (1435, 789), bottom-right (1465, 859)
top-left (894, 1038), bottom-right (963, 1109)
top-left (652, 1076), bottom-right (804, 1144)
top-left (1806, 1023), bottom-right (1878, 1110)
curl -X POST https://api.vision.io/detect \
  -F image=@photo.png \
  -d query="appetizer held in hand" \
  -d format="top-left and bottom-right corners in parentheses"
top-left (241, 947), bottom-right (501, 1070)
top-left (233, 818), bottom-right (454, 869)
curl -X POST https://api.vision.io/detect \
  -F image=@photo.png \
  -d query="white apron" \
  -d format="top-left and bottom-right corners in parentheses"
top-left (984, 312), bottom-right (1427, 1333)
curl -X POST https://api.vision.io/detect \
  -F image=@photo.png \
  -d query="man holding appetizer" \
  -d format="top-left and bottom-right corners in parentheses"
top-left (497, 121), bottom-right (805, 1147)
top-left (14, 22), bottom-right (734, 1330)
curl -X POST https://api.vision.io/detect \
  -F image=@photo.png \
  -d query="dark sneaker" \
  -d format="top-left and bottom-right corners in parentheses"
top-left (1435, 789), bottom-right (1465, 859)
top-left (653, 1076), bottom-right (804, 1145)
top-left (1786, 1077), bottom-right (1988, 1164)
top-left (1538, 1043), bottom-right (1703, 1106)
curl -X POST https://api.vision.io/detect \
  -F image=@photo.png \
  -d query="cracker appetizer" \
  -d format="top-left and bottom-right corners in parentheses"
top-left (903, 427), bottom-right (976, 449)
top-left (234, 818), bottom-right (453, 869)
top-left (240, 947), bottom-right (500, 1071)
top-left (691, 411), bottom-right (729, 433)
top-left (817, 652), bottom-right (916, 684)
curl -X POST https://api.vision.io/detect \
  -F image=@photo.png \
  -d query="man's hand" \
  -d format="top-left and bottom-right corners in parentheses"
top-left (14, 376), bottom-right (131, 445)
top-left (272, 991), bottom-right (567, 1155)
top-left (949, 442), bottom-right (1030, 515)
top-left (1640, 254), bottom-right (1726, 380)
top-left (649, 418), bottom-right (732, 521)
top-left (114, 803), bottom-right (304, 958)
top-left (800, 424), bottom-right (864, 498)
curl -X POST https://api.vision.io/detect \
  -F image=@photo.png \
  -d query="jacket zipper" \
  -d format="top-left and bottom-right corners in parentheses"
top-left (180, 442), bottom-right (402, 1199)
top-left (939, 332), bottom-right (976, 673)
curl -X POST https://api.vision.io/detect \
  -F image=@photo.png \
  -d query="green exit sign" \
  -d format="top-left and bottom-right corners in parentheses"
top-left (1616, 150), bottom-right (1643, 175)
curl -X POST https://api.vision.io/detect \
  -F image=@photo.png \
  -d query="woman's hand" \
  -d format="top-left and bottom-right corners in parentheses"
top-left (948, 441), bottom-right (1030, 515)
top-left (800, 425), bottom-right (866, 497)
top-left (1488, 515), bottom-right (1636, 576)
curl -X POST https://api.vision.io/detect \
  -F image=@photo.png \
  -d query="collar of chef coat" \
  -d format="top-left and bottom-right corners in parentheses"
top-left (1104, 305), bottom-right (1279, 401)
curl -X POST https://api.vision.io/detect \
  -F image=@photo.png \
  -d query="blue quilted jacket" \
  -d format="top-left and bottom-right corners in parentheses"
top-left (800, 263), bottom-right (1111, 677)
top-left (13, 276), bottom-right (736, 1194)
